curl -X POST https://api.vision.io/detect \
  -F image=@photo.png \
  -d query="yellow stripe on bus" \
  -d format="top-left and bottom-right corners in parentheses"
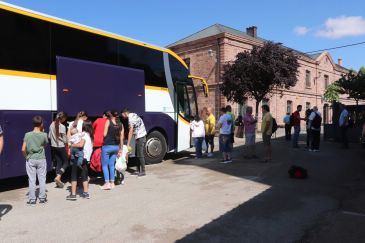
top-left (0, 3), bottom-right (188, 69)
top-left (178, 114), bottom-right (190, 125)
top-left (0, 69), bottom-right (56, 80)
top-left (144, 85), bottom-right (169, 92)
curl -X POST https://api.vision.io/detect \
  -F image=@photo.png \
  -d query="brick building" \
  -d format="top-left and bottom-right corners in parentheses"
top-left (167, 24), bottom-right (351, 126)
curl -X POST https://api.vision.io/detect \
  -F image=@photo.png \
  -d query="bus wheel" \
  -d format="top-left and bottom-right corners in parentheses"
top-left (145, 131), bottom-right (167, 164)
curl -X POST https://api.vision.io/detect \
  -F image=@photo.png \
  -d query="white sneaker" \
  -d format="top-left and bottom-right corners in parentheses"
top-left (207, 153), bottom-right (214, 157)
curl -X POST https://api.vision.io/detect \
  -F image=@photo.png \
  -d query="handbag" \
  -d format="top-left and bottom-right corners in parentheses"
top-left (115, 145), bottom-right (128, 172)
top-left (234, 125), bottom-right (244, 138)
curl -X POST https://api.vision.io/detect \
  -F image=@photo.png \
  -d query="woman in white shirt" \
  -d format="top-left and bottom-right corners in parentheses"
top-left (191, 115), bottom-right (205, 158)
top-left (66, 120), bottom-right (93, 201)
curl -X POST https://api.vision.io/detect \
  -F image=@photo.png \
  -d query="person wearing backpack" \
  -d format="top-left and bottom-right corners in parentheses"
top-left (308, 106), bottom-right (322, 152)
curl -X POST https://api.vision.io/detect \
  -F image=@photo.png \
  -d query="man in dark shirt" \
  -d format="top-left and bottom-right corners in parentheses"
top-left (292, 105), bottom-right (305, 148)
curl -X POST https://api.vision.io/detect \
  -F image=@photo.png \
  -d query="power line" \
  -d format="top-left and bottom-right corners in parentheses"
top-left (305, 41), bottom-right (365, 54)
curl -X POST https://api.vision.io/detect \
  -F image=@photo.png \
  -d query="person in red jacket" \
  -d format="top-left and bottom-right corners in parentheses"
top-left (90, 111), bottom-right (109, 173)
top-left (93, 111), bottom-right (109, 148)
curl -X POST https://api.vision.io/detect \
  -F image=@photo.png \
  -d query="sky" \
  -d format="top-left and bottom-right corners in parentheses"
top-left (2, 0), bottom-right (365, 70)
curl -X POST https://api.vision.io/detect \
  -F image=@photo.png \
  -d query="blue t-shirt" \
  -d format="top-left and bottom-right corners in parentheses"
top-left (339, 109), bottom-right (349, 127)
top-left (218, 114), bottom-right (232, 135)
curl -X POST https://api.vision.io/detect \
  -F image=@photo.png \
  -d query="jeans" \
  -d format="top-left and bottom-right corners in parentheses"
top-left (70, 148), bottom-right (84, 167)
top-left (311, 130), bottom-right (320, 150)
top-left (101, 145), bottom-right (119, 182)
top-left (51, 146), bottom-right (69, 175)
top-left (136, 137), bottom-right (146, 173)
top-left (285, 124), bottom-right (291, 140)
top-left (292, 126), bottom-right (300, 147)
top-left (26, 159), bottom-right (47, 200)
top-left (194, 137), bottom-right (204, 158)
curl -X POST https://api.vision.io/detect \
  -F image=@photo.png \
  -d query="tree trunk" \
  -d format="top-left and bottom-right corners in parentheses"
top-left (255, 100), bottom-right (260, 117)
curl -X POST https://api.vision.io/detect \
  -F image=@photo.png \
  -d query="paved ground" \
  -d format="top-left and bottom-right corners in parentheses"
top-left (0, 128), bottom-right (365, 242)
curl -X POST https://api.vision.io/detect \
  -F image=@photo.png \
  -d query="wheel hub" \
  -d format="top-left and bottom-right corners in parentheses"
top-left (146, 137), bottom-right (162, 158)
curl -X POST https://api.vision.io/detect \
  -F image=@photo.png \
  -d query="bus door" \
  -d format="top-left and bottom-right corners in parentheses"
top-left (176, 82), bottom-right (198, 152)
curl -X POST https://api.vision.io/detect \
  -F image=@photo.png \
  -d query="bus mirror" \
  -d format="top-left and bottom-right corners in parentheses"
top-left (188, 75), bottom-right (209, 97)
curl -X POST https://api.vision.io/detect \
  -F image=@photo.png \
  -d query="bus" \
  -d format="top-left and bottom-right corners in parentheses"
top-left (0, 2), bottom-right (208, 179)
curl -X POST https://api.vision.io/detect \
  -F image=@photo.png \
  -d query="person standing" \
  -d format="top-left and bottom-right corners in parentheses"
top-left (101, 111), bottom-right (124, 190)
top-left (339, 104), bottom-right (349, 148)
top-left (308, 106), bottom-right (322, 152)
top-left (49, 112), bottom-right (68, 188)
top-left (243, 106), bottom-right (258, 159)
top-left (121, 109), bottom-right (147, 177)
top-left (0, 125), bottom-right (3, 155)
top-left (292, 105), bottom-right (305, 148)
top-left (191, 115), bottom-right (205, 159)
top-left (226, 105), bottom-right (235, 150)
top-left (261, 105), bottom-right (273, 163)
top-left (305, 108), bottom-right (313, 149)
top-left (66, 121), bottom-right (94, 200)
top-left (283, 112), bottom-right (291, 141)
top-left (21, 116), bottom-right (48, 205)
top-left (218, 107), bottom-right (232, 163)
top-left (204, 107), bottom-right (216, 157)
top-left (93, 111), bottom-right (109, 148)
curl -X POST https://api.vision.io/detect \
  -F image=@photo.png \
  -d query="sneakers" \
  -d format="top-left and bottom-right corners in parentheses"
top-left (54, 178), bottom-right (64, 188)
top-left (39, 197), bottom-right (48, 204)
top-left (207, 153), bottom-right (214, 158)
top-left (138, 172), bottom-right (146, 177)
top-left (26, 200), bottom-right (36, 206)
top-left (66, 194), bottom-right (77, 201)
top-left (81, 192), bottom-right (90, 199)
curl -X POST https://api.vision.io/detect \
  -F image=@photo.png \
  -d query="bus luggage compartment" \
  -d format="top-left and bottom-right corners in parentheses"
top-left (56, 56), bottom-right (145, 117)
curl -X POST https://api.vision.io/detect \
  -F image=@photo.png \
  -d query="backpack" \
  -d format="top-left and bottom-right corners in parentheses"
top-left (288, 165), bottom-right (308, 179)
top-left (312, 113), bottom-right (322, 129)
top-left (272, 118), bottom-right (278, 134)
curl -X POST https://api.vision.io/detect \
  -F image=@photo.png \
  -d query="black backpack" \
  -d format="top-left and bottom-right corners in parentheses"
top-left (272, 118), bottom-right (278, 134)
top-left (312, 113), bottom-right (322, 129)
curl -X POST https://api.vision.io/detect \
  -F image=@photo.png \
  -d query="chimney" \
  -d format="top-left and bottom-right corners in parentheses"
top-left (338, 58), bottom-right (343, 66)
top-left (246, 26), bottom-right (257, 38)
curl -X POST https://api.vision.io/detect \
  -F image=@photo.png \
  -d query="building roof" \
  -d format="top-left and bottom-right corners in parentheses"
top-left (167, 23), bottom-right (349, 71)
top-left (167, 23), bottom-right (265, 48)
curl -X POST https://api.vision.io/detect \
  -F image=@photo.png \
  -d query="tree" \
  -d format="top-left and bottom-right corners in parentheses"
top-left (220, 42), bottom-right (299, 115)
top-left (336, 70), bottom-right (365, 106)
top-left (324, 82), bottom-right (340, 103)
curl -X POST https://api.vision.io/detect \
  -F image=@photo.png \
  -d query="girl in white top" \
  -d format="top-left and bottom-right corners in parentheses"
top-left (190, 115), bottom-right (205, 158)
top-left (66, 120), bottom-right (93, 201)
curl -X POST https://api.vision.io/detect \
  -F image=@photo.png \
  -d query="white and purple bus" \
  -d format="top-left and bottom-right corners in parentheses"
top-left (0, 2), bottom-right (208, 179)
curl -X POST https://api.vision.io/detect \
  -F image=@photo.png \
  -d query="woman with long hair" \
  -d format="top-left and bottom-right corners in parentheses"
top-left (66, 120), bottom-right (94, 200)
top-left (101, 111), bottom-right (124, 190)
top-left (49, 112), bottom-right (68, 188)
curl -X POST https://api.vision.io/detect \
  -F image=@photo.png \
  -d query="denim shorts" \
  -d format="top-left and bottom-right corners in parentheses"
top-left (219, 134), bottom-right (232, 153)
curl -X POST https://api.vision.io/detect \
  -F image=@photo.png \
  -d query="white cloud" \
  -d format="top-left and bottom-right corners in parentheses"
top-left (294, 26), bottom-right (310, 36)
top-left (316, 16), bottom-right (365, 39)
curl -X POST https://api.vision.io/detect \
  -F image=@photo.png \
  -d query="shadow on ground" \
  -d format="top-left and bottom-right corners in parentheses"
top-left (172, 135), bottom-right (365, 242)
top-left (0, 204), bottom-right (12, 221)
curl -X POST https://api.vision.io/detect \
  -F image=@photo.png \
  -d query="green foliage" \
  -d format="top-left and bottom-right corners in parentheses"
top-left (220, 42), bottom-right (299, 114)
top-left (324, 82), bottom-right (340, 103)
top-left (359, 66), bottom-right (365, 75)
top-left (336, 70), bottom-right (365, 105)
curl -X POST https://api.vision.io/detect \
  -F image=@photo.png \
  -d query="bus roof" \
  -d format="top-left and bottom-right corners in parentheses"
top-left (0, 1), bottom-right (187, 69)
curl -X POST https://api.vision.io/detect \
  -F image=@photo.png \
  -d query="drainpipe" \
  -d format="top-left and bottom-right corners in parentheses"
top-left (217, 38), bottom-right (221, 118)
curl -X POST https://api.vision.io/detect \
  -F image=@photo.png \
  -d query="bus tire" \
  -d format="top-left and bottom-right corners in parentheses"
top-left (144, 131), bottom-right (167, 165)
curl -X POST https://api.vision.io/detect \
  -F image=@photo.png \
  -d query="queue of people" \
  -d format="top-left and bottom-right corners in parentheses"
top-left (20, 109), bottom-right (146, 205)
